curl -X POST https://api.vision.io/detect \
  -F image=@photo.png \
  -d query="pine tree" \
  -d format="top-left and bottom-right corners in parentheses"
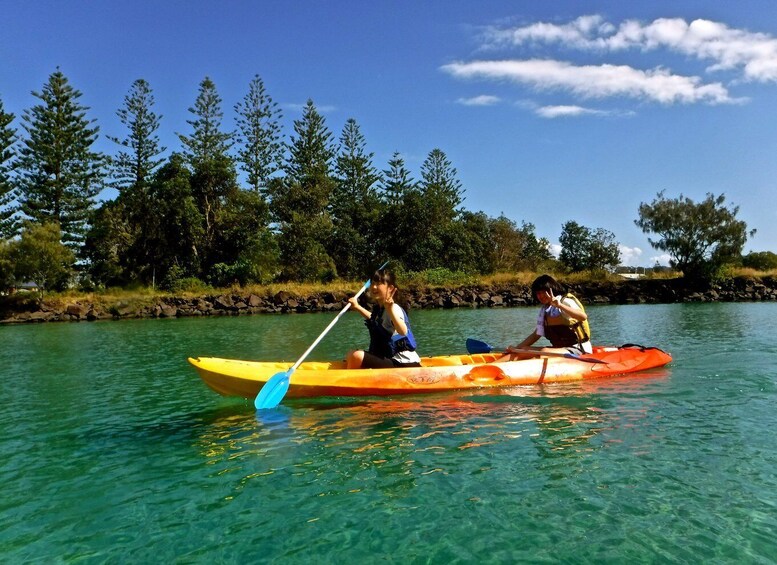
top-left (381, 152), bottom-right (415, 205)
top-left (376, 152), bottom-right (417, 267)
top-left (0, 98), bottom-right (17, 239)
top-left (178, 77), bottom-right (232, 165)
top-left (16, 70), bottom-right (106, 246)
top-left (178, 77), bottom-right (237, 267)
top-left (401, 148), bottom-right (464, 270)
top-left (234, 74), bottom-right (284, 193)
top-left (419, 148), bottom-right (463, 225)
top-left (330, 118), bottom-right (382, 276)
top-left (269, 99), bottom-right (336, 281)
top-left (108, 79), bottom-right (165, 195)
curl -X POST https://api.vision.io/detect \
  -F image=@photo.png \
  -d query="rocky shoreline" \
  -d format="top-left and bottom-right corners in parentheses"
top-left (2, 276), bottom-right (776, 324)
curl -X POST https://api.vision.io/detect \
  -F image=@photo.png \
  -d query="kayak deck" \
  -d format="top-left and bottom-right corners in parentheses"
top-left (188, 345), bottom-right (672, 399)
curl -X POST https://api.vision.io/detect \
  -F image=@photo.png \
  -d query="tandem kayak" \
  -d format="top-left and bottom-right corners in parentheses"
top-left (188, 344), bottom-right (672, 400)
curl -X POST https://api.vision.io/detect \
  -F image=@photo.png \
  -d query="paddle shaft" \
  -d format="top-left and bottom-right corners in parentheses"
top-left (287, 261), bottom-right (388, 373)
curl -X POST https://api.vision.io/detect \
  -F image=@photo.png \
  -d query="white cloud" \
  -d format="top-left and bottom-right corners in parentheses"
top-left (536, 104), bottom-right (604, 118)
top-left (649, 254), bottom-right (672, 267)
top-left (441, 59), bottom-right (735, 105)
top-left (485, 15), bottom-right (777, 83)
top-left (618, 245), bottom-right (643, 266)
top-left (456, 94), bottom-right (501, 106)
top-left (549, 243), bottom-right (562, 258)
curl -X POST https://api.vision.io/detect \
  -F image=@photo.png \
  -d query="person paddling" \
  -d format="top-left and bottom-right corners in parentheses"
top-left (502, 274), bottom-right (592, 360)
top-left (346, 268), bottom-right (421, 369)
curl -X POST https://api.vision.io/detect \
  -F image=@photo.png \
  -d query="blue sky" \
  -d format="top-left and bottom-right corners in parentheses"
top-left (2, 0), bottom-right (777, 266)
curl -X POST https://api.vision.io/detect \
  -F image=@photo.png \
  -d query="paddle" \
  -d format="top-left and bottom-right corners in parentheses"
top-left (465, 338), bottom-right (605, 364)
top-left (254, 261), bottom-right (389, 410)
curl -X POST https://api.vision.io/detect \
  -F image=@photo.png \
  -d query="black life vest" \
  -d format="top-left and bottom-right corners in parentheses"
top-left (366, 306), bottom-right (417, 359)
top-left (542, 293), bottom-right (591, 348)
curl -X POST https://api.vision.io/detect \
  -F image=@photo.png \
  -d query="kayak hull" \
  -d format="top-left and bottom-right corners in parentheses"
top-left (188, 345), bottom-right (672, 400)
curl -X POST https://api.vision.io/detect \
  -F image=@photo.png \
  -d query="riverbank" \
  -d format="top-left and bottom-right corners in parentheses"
top-left (2, 275), bottom-right (775, 324)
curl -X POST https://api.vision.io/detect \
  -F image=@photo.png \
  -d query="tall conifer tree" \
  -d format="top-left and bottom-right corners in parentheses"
top-left (234, 74), bottom-right (284, 193)
top-left (330, 118), bottom-right (381, 276)
top-left (269, 99), bottom-right (336, 281)
top-left (376, 152), bottom-right (417, 266)
top-left (0, 98), bottom-right (17, 239)
top-left (108, 79), bottom-right (165, 195)
top-left (178, 77), bottom-right (232, 164)
top-left (419, 148), bottom-right (463, 224)
top-left (178, 77), bottom-right (237, 268)
top-left (16, 70), bottom-right (105, 246)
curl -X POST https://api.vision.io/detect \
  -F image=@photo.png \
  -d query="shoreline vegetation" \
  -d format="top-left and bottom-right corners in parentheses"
top-left (2, 271), bottom-right (776, 325)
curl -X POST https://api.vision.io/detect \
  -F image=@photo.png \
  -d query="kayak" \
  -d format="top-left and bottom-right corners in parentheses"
top-left (188, 344), bottom-right (672, 400)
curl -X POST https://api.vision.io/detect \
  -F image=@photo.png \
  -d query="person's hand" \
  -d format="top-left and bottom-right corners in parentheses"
top-left (348, 296), bottom-right (360, 309)
top-left (385, 286), bottom-right (397, 306)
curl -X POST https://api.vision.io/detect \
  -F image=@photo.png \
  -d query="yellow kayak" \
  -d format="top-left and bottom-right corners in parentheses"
top-left (188, 345), bottom-right (672, 399)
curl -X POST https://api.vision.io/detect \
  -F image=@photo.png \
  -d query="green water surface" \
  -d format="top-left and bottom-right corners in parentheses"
top-left (1, 303), bottom-right (776, 563)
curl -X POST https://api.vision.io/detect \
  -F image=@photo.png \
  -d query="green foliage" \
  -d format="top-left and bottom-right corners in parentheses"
top-left (269, 100), bottom-right (336, 281)
top-left (108, 78), bottom-right (166, 194)
top-left (329, 118), bottom-right (382, 277)
top-left (0, 97), bottom-right (17, 239)
top-left (8, 222), bottom-right (76, 292)
top-left (405, 267), bottom-right (476, 288)
top-left (419, 148), bottom-right (463, 224)
top-left (234, 74), bottom-right (284, 193)
top-left (178, 77), bottom-right (232, 165)
top-left (82, 199), bottom-right (132, 286)
top-left (144, 155), bottom-right (204, 281)
top-left (16, 70), bottom-right (106, 247)
top-left (0, 238), bottom-right (14, 289)
top-left (635, 191), bottom-right (755, 281)
top-left (489, 215), bottom-right (552, 272)
top-left (559, 221), bottom-right (621, 272)
top-left (742, 251), bottom-right (777, 271)
top-left (160, 265), bottom-right (210, 293)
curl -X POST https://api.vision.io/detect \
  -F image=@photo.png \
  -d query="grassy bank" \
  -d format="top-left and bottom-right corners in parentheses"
top-left (10, 266), bottom-right (777, 315)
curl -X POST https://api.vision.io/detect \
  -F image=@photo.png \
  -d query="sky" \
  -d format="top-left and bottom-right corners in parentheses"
top-left (2, 0), bottom-right (777, 267)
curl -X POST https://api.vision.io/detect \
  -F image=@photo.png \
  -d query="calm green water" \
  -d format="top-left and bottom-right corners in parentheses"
top-left (2, 303), bottom-right (776, 563)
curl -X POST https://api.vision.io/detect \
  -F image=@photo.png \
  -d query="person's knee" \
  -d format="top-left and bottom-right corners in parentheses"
top-left (346, 349), bottom-right (364, 369)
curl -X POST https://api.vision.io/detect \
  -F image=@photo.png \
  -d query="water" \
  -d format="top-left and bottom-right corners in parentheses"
top-left (1, 303), bottom-right (776, 563)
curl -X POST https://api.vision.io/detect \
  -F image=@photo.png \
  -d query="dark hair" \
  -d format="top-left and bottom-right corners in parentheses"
top-left (370, 268), bottom-right (409, 310)
top-left (371, 268), bottom-right (396, 287)
top-left (530, 274), bottom-right (563, 295)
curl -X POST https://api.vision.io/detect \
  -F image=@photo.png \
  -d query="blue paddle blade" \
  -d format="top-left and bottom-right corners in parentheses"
top-left (255, 371), bottom-right (291, 410)
top-left (466, 338), bottom-right (495, 354)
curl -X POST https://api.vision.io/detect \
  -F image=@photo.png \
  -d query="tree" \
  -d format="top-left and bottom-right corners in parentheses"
top-left (742, 251), bottom-right (777, 271)
top-left (489, 215), bottom-right (552, 272)
top-left (402, 148), bottom-right (465, 271)
top-left (329, 118), bottom-right (382, 277)
top-left (269, 100), bottom-right (336, 281)
top-left (559, 221), bottom-right (621, 272)
top-left (108, 79), bottom-right (166, 195)
top-left (82, 199), bottom-right (133, 286)
top-left (178, 77), bottom-right (233, 164)
top-left (16, 70), bottom-right (106, 247)
top-left (0, 238), bottom-right (14, 289)
top-left (376, 152), bottom-right (417, 268)
top-left (178, 78), bottom-right (237, 265)
top-left (635, 191), bottom-right (755, 280)
top-left (9, 222), bottom-right (75, 292)
top-left (0, 97), bottom-right (17, 238)
top-left (419, 148), bottom-right (463, 225)
top-left (234, 74), bottom-right (284, 193)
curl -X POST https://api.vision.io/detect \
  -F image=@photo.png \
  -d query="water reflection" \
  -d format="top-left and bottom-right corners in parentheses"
top-left (193, 370), bottom-right (670, 499)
